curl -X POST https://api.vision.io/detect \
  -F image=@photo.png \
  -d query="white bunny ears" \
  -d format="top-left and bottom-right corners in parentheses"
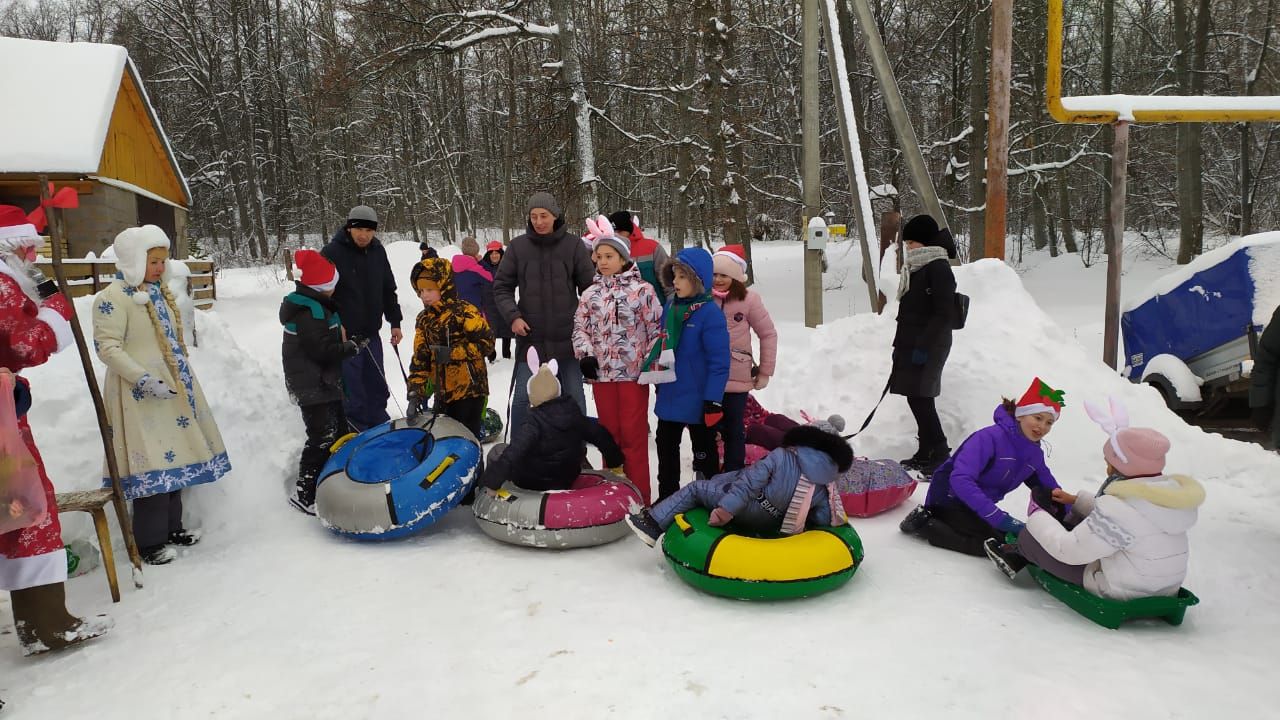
top-left (525, 346), bottom-right (559, 377)
top-left (1084, 396), bottom-right (1130, 465)
top-left (525, 347), bottom-right (561, 408)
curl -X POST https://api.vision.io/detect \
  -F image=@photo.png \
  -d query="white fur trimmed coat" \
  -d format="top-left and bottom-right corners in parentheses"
top-left (92, 280), bottom-right (229, 500)
top-left (1026, 474), bottom-right (1205, 600)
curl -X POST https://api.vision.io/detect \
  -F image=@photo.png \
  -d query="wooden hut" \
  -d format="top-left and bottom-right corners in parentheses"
top-left (0, 36), bottom-right (192, 259)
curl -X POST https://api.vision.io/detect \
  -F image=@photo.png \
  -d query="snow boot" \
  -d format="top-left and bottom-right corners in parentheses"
top-left (915, 445), bottom-right (951, 478)
top-left (141, 544), bottom-right (177, 565)
top-left (898, 505), bottom-right (933, 535)
top-left (288, 496), bottom-right (316, 516)
top-left (984, 538), bottom-right (1029, 579)
top-left (625, 509), bottom-right (663, 547)
top-left (168, 528), bottom-right (202, 547)
top-left (9, 583), bottom-right (112, 657)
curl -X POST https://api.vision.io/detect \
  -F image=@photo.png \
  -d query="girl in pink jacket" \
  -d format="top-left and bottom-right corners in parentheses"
top-left (711, 245), bottom-right (778, 471)
top-left (572, 223), bottom-right (664, 502)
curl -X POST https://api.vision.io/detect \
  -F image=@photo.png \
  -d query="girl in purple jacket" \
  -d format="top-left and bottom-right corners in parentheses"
top-left (899, 378), bottom-right (1065, 556)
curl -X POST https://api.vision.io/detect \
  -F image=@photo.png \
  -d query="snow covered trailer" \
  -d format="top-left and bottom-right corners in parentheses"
top-left (1121, 234), bottom-right (1280, 416)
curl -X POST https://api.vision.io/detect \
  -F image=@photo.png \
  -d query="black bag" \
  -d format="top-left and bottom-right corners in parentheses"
top-left (953, 292), bottom-right (970, 330)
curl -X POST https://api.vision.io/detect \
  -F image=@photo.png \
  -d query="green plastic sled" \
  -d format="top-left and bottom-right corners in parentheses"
top-left (1027, 565), bottom-right (1199, 630)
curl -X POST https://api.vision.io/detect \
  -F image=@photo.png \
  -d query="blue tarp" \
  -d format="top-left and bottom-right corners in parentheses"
top-left (1121, 247), bottom-right (1256, 379)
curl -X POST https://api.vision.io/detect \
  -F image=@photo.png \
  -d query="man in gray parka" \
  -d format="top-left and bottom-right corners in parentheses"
top-left (493, 192), bottom-right (595, 441)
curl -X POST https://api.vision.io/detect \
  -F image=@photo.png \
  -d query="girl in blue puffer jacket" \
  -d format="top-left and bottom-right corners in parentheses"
top-left (626, 425), bottom-right (853, 546)
top-left (899, 378), bottom-right (1065, 556)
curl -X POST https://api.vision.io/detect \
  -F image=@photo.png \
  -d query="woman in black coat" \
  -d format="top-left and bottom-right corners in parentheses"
top-left (479, 241), bottom-right (515, 360)
top-left (890, 215), bottom-right (957, 475)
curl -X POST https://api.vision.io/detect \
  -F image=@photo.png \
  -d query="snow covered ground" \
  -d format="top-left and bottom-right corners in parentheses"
top-left (2, 238), bottom-right (1277, 718)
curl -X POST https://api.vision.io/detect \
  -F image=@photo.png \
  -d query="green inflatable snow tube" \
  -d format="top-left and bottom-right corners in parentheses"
top-left (660, 508), bottom-right (864, 601)
top-left (1028, 565), bottom-right (1199, 629)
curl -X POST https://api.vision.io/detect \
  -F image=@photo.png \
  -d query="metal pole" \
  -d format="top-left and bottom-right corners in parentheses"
top-left (1103, 121), bottom-right (1130, 370)
top-left (802, 0), bottom-right (824, 328)
top-left (38, 176), bottom-right (144, 583)
top-left (820, 0), bottom-right (881, 312)
top-left (845, 0), bottom-right (948, 231)
top-left (984, 0), bottom-right (1013, 260)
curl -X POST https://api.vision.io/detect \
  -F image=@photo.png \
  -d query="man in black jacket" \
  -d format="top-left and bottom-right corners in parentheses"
top-left (321, 205), bottom-right (403, 431)
top-left (492, 192), bottom-right (595, 440)
top-left (1250, 304), bottom-right (1280, 451)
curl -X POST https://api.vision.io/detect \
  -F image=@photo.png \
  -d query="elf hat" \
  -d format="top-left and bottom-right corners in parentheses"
top-left (1015, 377), bottom-right (1066, 420)
top-left (0, 205), bottom-right (39, 252)
top-left (295, 249), bottom-right (339, 293)
top-left (713, 245), bottom-right (748, 283)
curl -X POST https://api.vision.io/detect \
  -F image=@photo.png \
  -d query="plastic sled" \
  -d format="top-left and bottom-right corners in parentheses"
top-left (1027, 565), bottom-right (1199, 630)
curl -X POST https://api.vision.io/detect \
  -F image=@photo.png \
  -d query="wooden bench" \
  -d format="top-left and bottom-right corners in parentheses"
top-left (53, 489), bottom-right (123, 603)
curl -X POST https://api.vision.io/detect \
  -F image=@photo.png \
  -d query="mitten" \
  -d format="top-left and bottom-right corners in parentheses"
top-left (703, 401), bottom-right (724, 428)
top-left (995, 515), bottom-right (1025, 536)
top-left (753, 373), bottom-right (770, 390)
top-left (911, 349), bottom-right (929, 366)
top-left (1029, 485), bottom-right (1070, 523)
top-left (580, 356), bottom-right (600, 381)
top-left (406, 391), bottom-right (424, 420)
top-left (135, 374), bottom-right (177, 400)
top-left (708, 507), bottom-right (734, 527)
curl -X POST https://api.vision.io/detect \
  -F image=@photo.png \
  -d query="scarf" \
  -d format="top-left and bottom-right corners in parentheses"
top-left (897, 245), bottom-right (950, 300)
top-left (638, 292), bottom-right (710, 384)
top-left (711, 288), bottom-right (730, 301)
top-left (781, 475), bottom-right (848, 535)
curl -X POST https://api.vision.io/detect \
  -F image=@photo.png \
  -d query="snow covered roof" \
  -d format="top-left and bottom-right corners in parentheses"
top-left (0, 37), bottom-right (190, 205)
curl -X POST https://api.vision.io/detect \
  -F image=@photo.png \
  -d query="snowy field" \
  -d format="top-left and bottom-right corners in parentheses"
top-left (2, 237), bottom-right (1278, 718)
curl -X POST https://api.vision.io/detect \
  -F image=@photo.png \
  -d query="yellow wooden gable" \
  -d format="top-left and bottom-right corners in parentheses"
top-left (97, 69), bottom-right (188, 208)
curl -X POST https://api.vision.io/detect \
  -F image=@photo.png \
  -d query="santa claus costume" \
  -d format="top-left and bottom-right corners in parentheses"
top-left (92, 225), bottom-right (230, 565)
top-left (0, 205), bottom-right (113, 656)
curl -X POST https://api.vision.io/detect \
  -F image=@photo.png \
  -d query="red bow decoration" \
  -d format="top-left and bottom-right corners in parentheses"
top-left (27, 183), bottom-right (80, 233)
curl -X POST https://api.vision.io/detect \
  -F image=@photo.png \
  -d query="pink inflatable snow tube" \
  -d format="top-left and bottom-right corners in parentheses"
top-left (472, 471), bottom-right (644, 548)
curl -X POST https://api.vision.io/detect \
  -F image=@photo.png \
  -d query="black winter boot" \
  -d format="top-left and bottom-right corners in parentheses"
top-left (625, 510), bottom-right (663, 547)
top-left (916, 445), bottom-right (952, 478)
top-left (10, 583), bottom-right (112, 657)
top-left (984, 538), bottom-right (1029, 579)
top-left (899, 505), bottom-right (933, 535)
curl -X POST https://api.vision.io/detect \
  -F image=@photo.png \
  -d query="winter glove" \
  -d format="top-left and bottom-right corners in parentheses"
top-left (703, 401), bottom-right (724, 428)
top-left (708, 507), bottom-right (734, 527)
top-left (135, 374), bottom-right (178, 400)
top-left (753, 373), bottom-right (770, 390)
top-left (579, 356), bottom-right (600, 381)
top-left (1029, 485), bottom-right (1070, 523)
top-left (910, 349), bottom-right (929, 366)
top-left (995, 515), bottom-right (1025, 536)
top-left (1252, 404), bottom-right (1273, 431)
top-left (405, 391), bottom-right (424, 420)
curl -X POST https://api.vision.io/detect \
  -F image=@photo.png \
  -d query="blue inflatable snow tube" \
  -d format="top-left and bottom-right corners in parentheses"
top-left (315, 414), bottom-right (481, 541)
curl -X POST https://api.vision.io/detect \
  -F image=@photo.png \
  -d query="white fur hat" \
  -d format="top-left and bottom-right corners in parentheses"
top-left (113, 225), bottom-right (172, 292)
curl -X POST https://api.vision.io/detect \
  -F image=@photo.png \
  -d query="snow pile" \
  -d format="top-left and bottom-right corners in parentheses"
top-left (1141, 354), bottom-right (1205, 402)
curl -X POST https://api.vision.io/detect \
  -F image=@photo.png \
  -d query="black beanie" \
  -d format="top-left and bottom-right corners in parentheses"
top-left (607, 211), bottom-right (634, 234)
top-left (902, 215), bottom-right (939, 244)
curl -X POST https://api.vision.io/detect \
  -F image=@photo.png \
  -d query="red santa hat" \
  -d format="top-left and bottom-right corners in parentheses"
top-left (713, 245), bottom-right (749, 283)
top-left (295, 249), bottom-right (339, 293)
top-left (1015, 377), bottom-right (1066, 420)
top-left (0, 205), bottom-right (40, 253)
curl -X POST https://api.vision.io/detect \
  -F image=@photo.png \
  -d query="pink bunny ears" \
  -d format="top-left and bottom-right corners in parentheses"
top-left (582, 215), bottom-right (614, 243)
top-left (1084, 396), bottom-right (1130, 465)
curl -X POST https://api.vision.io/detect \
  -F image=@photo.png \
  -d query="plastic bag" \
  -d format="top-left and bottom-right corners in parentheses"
top-left (0, 373), bottom-right (48, 534)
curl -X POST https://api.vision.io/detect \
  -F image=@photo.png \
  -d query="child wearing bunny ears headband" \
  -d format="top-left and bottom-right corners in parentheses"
top-left (985, 396), bottom-right (1205, 600)
top-left (479, 348), bottom-right (624, 493)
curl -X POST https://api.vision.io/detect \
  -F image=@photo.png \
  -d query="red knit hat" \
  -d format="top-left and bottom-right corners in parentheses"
top-left (1015, 377), bottom-right (1066, 420)
top-left (295, 249), bottom-right (338, 292)
top-left (713, 245), bottom-right (749, 283)
top-left (485, 241), bottom-right (504, 253)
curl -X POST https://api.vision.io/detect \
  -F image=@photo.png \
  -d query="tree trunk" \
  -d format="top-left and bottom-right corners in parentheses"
top-left (967, 0), bottom-right (988, 261)
top-left (1173, 0), bottom-right (1206, 264)
top-left (550, 0), bottom-right (598, 216)
top-left (1057, 156), bottom-right (1078, 253)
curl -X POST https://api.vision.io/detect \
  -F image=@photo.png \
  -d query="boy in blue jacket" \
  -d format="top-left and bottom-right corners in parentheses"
top-left (639, 247), bottom-right (730, 503)
top-left (626, 425), bottom-right (853, 545)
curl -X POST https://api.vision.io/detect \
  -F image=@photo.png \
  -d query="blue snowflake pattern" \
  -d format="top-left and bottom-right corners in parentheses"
top-left (98, 301), bottom-right (114, 315)
top-left (176, 416), bottom-right (191, 428)
top-left (93, 339), bottom-right (101, 352)
top-left (131, 386), bottom-right (145, 401)
top-left (122, 285), bottom-right (135, 297)
top-left (164, 450), bottom-right (176, 463)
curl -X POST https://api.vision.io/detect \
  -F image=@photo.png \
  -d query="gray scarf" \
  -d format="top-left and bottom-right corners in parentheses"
top-left (897, 246), bottom-right (950, 299)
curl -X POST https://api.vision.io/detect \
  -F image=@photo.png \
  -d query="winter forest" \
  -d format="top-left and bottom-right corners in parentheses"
top-left (1, 0), bottom-right (1276, 266)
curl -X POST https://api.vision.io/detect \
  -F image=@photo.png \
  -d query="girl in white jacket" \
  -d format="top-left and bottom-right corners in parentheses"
top-left (985, 398), bottom-right (1204, 600)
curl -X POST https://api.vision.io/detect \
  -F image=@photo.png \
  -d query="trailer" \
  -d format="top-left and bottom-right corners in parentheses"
top-left (1121, 234), bottom-right (1280, 422)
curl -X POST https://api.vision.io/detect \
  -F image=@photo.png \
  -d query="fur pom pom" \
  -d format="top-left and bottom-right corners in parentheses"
top-left (782, 424), bottom-right (854, 473)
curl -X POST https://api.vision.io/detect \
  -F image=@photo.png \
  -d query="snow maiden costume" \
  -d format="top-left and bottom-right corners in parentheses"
top-left (0, 204), bottom-right (112, 656)
top-left (92, 225), bottom-right (229, 565)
